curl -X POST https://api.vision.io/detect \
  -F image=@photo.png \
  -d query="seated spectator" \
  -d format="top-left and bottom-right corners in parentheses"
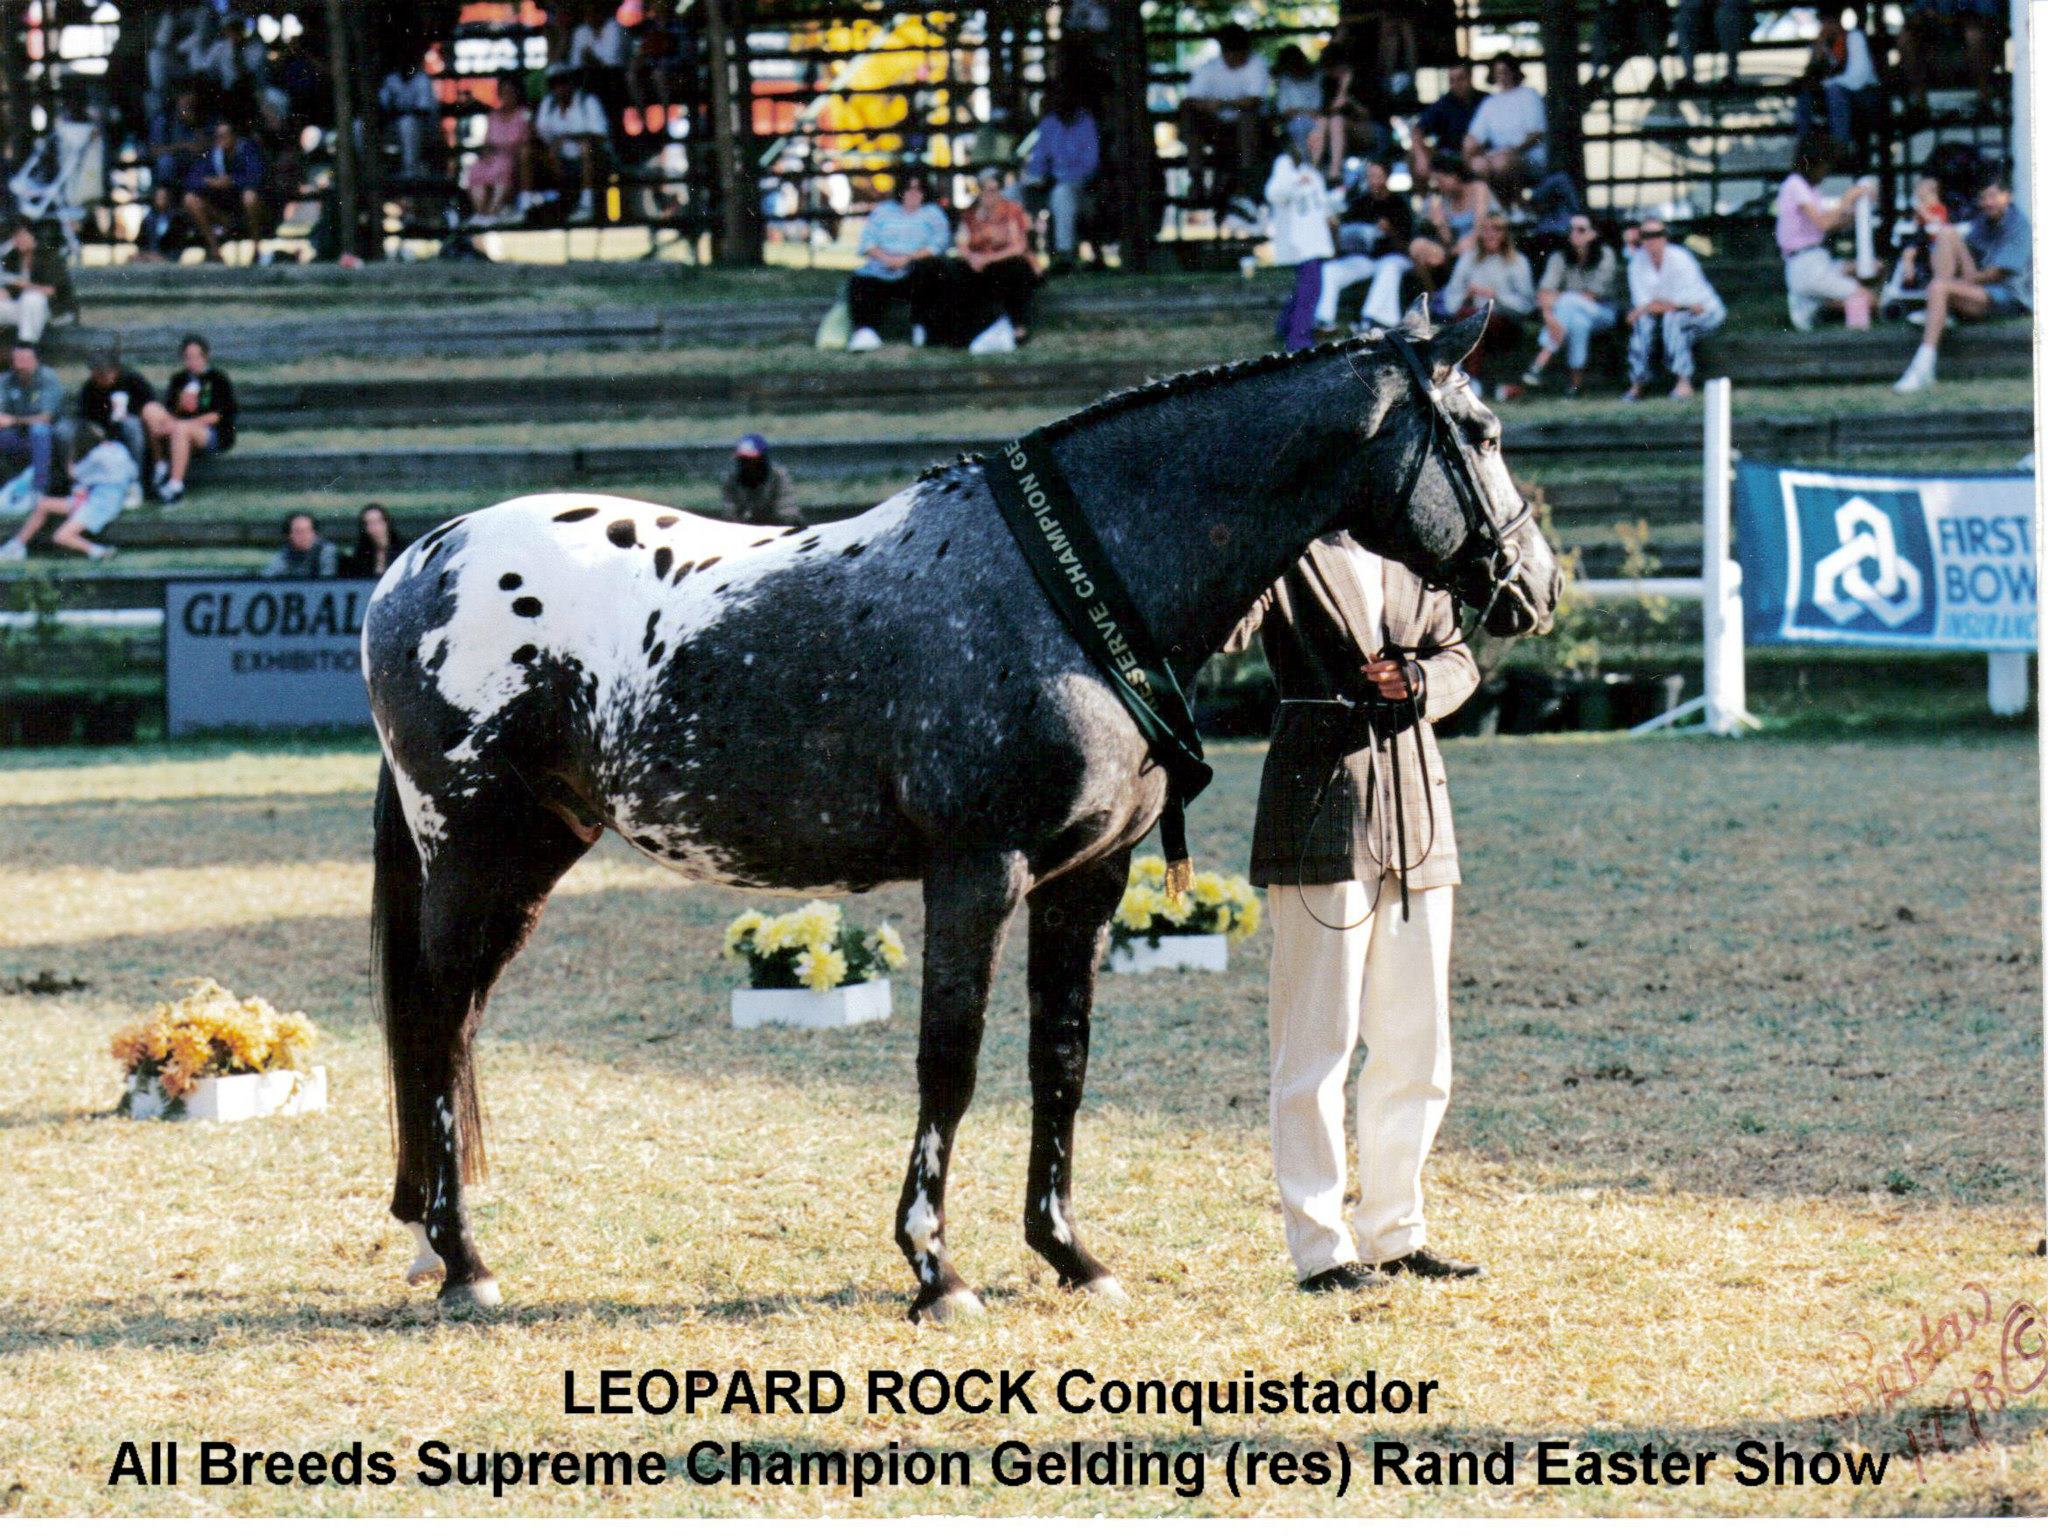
top-left (721, 434), bottom-right (802, 526)
top-left (1894, 171), bottom-right (2030, 394)
top-left (379, 53), bottom-right (441, 184)
top-left (1776, 135), bottom-right (1873, 333)
top-left (1590, 0), bottom-right (1674, 89)
top-left (1881, 175), bottom-right (1950, 318)
top-left (1522, 214), bottom-right (1622, 396)
top-left (1312, 22), bottom-right (1394, 177)
top-left (1264, 143), bottom-right (1334, 353)
top-left (569, 0), bottom-right (636, 122)
top-left (340, 502), bottom-right (410, 579)
top-left (844, 171), bottom-right (950, 352)
top-left (1898, 0), bottom-right (2003, 114)
top-left (1180, 23), bottom-right (1271, 220)
top-left (1461, 57), bottom-right (1546, 192)
top-left (147, 1), bottom-right (216, 119)
top-left (1408, 59), bottom-right (1483, 181)
top-left (147, 334), bottom-right (237, 503)
top-left (182, 120), bottom-right (267, 262)
top-left (0, 422), bottom-right (137, 563)
top-left (1408, 157), bottom-right (1499, 291)
top-left (0, 342), bottom-right (61, 496)
top-left (74, 351), bottom-right (154, 484)
top-left (148, 88), bottom-right (210, 193)
top-left (1523, 170), bottom-right (1585, 271)
top-left (467, 74), bottom-right (534, 223)
top-left (1022, 79), bottom-right (1099, 270)
top-left (1623, 219), bottom-right (1725, 400)
top-left (132, 184), bottom-right (200, 264)
top-left (1439, 215), bottom-right (1535, 397)
top-left (1794, 13), bottom-right (1880, 162)
top-left (0, 219), bottom-right (70, 344)
top-left (948, 168), bottom-right (1036, 347)
top-left (1272, 45), bottom-right (1323, 163)
top-left (534, 64), bottom-right (611, 223)
top-left (1317, 158), bottom-right (1415, 331)
top-left (1674, 0), bottom-right (1753, 86)
top-left (266, 511), bottom-right (339, 578)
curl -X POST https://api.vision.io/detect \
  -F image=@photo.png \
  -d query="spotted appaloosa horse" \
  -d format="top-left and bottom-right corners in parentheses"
top-left (363, 308), bottom-right (1560, 1321)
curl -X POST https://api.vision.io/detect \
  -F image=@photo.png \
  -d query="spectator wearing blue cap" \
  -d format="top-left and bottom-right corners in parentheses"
top-left (721, 433), bottom-right (802, 526)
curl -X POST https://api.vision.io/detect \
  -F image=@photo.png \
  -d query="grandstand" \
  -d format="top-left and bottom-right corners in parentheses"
top-left (0, 4), bottom-right (2032, 743)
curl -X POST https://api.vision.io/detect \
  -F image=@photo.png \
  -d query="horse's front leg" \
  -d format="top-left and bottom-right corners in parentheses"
top-left (896, 848), bottom-right (1028, 1323)
top-left (1021, 850), bottom-right (1129, 1298)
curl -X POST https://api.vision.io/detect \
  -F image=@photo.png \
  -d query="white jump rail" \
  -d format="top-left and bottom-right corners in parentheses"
top-left (0, 607), bottom-right (163, 629)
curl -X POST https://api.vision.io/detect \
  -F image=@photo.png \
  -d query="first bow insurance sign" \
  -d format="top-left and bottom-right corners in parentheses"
top-left (1735, 464), bottom-right (2036, 652)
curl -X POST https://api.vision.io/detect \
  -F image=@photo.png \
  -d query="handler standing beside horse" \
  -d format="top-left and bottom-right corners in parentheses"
top-left (1226, 539), bottom-right (1481, 1293)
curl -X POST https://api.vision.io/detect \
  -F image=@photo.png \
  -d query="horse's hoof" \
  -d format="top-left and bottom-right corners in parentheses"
top-left (439, 1276), bottom-right (502, 1312)
top-left (402, 1221), bottom-right (444, 1286)
top-left (911, 1287), bottom-right (985, 1326)
top-left (1080, 1275), bottom-right (1129, 1303)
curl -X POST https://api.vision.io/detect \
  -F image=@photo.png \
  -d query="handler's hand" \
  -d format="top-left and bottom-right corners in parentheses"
top-left (1362, 656), bottom-right (1414, 701)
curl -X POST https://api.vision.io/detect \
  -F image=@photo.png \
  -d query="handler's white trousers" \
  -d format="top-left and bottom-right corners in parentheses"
top-left (1267, 877), bottom-right (1454, 1277)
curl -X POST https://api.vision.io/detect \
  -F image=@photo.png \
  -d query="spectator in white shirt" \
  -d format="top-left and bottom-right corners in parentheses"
top-left (1181, 24), bottom-right (1272, 217)
top-left (1462, 57), bottom-right (1547, 192)
top-left (1794, 15), bottom-right (1880, 156)
top-left (534, 65), bottom-right (610, 221)
top-left (1623, 220), bottom-right (1725, 400)
top-left (569, 1), bottom-right (635, 121)
top-left (379, 57), bottom-right (440, 183)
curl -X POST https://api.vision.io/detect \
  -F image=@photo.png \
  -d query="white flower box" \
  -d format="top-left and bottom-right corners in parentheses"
top-left (730, 978), bottom-right (892, 1030)
top-left (1108, 934), bottom-right (1231, 974)
top-left (126, 1065), bottom-right (328, 1123)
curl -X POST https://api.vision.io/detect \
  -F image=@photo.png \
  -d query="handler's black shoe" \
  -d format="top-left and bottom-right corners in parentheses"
top-left (1299, 1261), bottom-right (1388, 1293)
top-left (1376, 1247), bottom-right (1482, 1280)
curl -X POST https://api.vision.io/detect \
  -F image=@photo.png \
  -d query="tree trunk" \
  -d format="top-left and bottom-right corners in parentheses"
top-left (325, 0), bottom-right (362, 259)
top-left (702, 0), bottom-right (760, 265)
top-left (1539, 0), bottom-right (1586, 191)
top-left (1107, 1), bottom-right (1158, 271)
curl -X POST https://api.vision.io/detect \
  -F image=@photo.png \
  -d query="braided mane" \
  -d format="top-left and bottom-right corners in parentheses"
top-left (917, 330), bottom-right (1393, 485)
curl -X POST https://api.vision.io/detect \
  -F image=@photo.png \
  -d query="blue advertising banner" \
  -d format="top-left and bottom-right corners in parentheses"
top-left (163, 579), bottom-right (377, 735)
top-left (1734, 463), bottom-right (2036, 652)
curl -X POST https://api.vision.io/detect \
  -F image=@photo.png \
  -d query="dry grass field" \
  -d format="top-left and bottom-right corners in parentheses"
top-left (1, 734), bottom-right (2042, 1515)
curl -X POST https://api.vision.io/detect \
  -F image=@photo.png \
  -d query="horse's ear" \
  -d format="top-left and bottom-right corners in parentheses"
top-left (1401, 295), bottom-right (1433, 339)
top-left (1429, 304), bottom-right (1489, 376)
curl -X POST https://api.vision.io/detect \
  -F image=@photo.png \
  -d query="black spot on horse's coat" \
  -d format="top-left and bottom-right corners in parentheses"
top-left (653, 547), bottom-right (673, 578)
top-left (647, 641), bottom-right (666, 667)
top-left (698, 556), bottom-right (721, 571)
top-left (554, 506), bottom-right (599, 523)
top-left (751, 537), bottom-right (773, 547)
top-left (935, 539), bottom-right (951, 559)
top-left (499, 572), bottom-right (523, 590)
top-left (716, 582), bottom-right (731, 594)
top-left (798, 537), bottom-right (822, 552)
top-left (512, 596), bottom-right (544, 618)
top-left (438, 570), bottom-right (453, 590)
top-left (634, 835), bottom-right (662, 852)
top-left (855, 605), bottom-right (874, 624)
top-left (780, 526), bottom-right (802, 538)
top-left (511, 644), bottom-right (538, 664)
top-left (841, 542), bottom-right (866, 558)
top-left (656, 515), bottom-right (679, 529)
top-left (607, 519), bottom-right (638, 548)
top-left (642, 611), bottom-right (660, 651)
top-left (899, 528), bottom-right (915, 544)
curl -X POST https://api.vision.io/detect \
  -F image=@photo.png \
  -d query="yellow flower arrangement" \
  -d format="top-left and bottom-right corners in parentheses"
top-left (111, 979), bottom-right (319, 1105)
top-left (725, 902), bottom-right (908, 991)
top-left (1109, 860), bottom-right (1263, 954)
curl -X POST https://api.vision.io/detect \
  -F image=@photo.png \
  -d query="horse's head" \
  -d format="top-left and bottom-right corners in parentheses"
top-left (1346, 306), bottom-right (1562, 637)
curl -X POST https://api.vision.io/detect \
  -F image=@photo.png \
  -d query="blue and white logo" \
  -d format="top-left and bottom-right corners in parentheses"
top-left (1737, 465), bottom-right (2035, 652)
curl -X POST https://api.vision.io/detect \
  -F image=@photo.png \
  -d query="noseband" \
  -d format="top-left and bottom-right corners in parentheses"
top-left (1380, 329), bottom-right (1534, 629)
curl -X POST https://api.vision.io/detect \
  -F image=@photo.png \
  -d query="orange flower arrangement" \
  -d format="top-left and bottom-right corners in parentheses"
top-left (112, 979), bottom-right (318, 1105)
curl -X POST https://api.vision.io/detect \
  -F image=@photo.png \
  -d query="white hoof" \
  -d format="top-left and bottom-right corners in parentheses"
top-left (917, 1288), bottom-right (985, 1325)
top-left (440, 1277), bottom-right (501, 1312)
top-left (1081, 1275), bottom-right (1129, 1303)
top-left (403, 1222), bottom-right (444, 1286)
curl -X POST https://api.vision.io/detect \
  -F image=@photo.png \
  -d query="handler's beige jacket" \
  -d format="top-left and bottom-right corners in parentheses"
top-left (1224, 536), bottom-right (1479, 890)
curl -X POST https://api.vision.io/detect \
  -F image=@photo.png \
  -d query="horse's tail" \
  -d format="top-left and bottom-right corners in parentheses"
top-left (373, 758), bottom-right (488, 1201)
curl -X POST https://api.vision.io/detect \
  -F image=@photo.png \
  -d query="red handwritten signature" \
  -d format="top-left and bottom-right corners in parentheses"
top-left (1817, 1280), bottom-right (2047, 1479)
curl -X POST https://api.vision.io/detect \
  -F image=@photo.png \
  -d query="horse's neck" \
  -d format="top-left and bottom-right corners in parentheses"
top-left (1047, 365), bottom-right (1389, 663)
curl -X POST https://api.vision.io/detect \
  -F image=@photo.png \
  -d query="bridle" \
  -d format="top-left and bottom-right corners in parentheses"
top-left (1379, 327), bottom-right (1536, 632)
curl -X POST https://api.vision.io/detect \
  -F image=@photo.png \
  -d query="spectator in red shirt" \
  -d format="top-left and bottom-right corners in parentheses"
top-left (949, 168), bottom-right (1037, 345)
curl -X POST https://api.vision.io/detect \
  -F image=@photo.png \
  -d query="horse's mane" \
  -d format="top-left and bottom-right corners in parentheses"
top-left (916, 330), bottom-right (1391, 486)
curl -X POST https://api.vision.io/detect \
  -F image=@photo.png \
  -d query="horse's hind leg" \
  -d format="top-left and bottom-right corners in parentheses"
top-left (895, 849), bottom-right (1028, 1323)
top-left (377, 775), bottom-right (593, 1307)
top-left (1022, 851), bottom-right (1129, 1298)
